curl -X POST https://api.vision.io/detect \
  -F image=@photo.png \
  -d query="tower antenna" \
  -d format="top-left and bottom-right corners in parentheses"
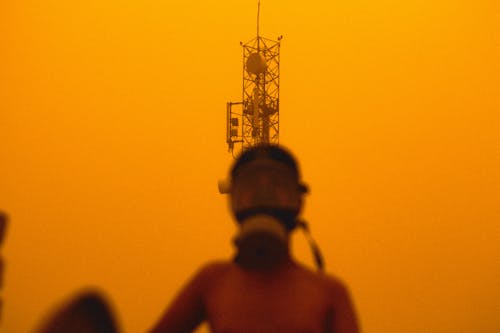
top-left (225, 1), bottom-right (282, 157)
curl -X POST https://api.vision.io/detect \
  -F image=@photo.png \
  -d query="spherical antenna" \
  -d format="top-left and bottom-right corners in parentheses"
top-left (246, 52), bottom-right (267, 74)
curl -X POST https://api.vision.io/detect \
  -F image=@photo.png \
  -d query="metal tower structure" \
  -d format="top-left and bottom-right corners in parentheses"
top-left (226, 1), bottom-right (282, 157)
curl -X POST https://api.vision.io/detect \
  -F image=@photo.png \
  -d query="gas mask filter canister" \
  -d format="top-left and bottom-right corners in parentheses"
top-left (233, 214), bottom-right (289, 270)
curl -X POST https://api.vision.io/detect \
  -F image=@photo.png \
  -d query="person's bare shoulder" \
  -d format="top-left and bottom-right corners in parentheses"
top-left (319, 271), bottom-right (354, 308)
top-left (147, 261), bottom-right (236, 333)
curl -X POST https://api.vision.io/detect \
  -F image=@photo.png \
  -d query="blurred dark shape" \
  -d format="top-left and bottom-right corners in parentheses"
top-left (35, 290), bottom-right (119, 333)
top-left (0, 212), bottom-right (7, 246)
top-left (0, 211), bottom-right (7, 323)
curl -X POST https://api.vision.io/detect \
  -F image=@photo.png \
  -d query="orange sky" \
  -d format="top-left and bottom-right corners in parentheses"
top-left (1, 0), bottom-right (499, 332)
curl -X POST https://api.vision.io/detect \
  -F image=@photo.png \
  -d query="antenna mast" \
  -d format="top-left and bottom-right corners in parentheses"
top-left (225, 1), bottom-right (282, 157)
top-left (257, 0), bottom-right (260, 37)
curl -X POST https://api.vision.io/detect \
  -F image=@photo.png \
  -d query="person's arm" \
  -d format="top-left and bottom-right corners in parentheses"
top-left (148, 264), bottom-right (214, 333)
top-left (329, 278), bottom-right (360, 333)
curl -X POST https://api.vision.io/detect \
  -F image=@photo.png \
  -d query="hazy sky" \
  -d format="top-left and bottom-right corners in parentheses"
top-left (1, 0), bottom-right (499, 332)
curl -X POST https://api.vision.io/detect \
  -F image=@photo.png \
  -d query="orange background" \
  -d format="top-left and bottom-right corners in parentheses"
top-left (1, 0), bottom-right (499, 332)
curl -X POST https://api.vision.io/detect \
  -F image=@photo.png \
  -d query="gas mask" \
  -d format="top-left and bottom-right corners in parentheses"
top-left (228, 158), bottom-right (308, 270)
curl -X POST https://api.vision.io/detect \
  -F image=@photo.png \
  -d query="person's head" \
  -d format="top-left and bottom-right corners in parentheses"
top-left (229, 144), bottom-right (307, 230)
top-left (228, 144), bottom-right (308, 269)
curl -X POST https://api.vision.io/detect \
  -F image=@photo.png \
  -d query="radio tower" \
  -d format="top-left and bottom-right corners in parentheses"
top-left (226, 0), bottom-right (282, 157)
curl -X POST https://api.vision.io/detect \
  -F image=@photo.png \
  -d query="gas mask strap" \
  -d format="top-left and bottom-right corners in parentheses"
top-left (296, 220), bottom-right (325, 272)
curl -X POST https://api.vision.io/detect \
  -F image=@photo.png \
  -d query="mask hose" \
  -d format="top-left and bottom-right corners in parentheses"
top-left (296, 220), bottom-right (325, 272)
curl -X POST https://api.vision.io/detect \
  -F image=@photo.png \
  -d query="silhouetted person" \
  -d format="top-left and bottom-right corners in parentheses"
top-left (35, 290), bottom-right (119, 333)
top-left (149, 144), bottom-right (360, 333)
